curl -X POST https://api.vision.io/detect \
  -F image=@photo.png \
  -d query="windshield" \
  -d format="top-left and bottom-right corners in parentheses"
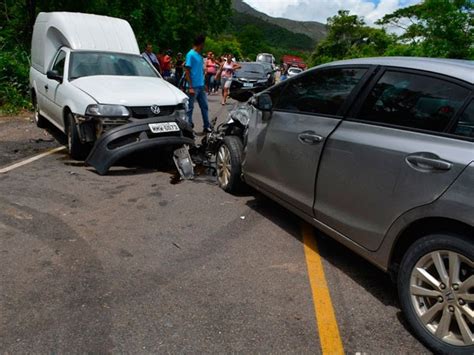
top-left (236, 63), bottom-right (266, 79)
top-left (257, 54), bottom-right (273, 63)
top-left (69, 52), bottom-right (158, 80)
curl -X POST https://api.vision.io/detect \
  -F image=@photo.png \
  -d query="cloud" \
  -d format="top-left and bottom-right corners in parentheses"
top-left (243, 0), bottom-right (421, 26)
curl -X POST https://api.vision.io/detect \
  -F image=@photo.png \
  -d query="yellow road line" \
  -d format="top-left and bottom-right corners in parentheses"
top-left (302, 223), bottom-right (344, 355)
top-left (0, 146), bottom-right (66, 174)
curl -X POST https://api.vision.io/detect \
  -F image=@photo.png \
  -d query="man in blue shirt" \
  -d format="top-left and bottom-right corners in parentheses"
top-left (185, 35), bottom-right (211, 133)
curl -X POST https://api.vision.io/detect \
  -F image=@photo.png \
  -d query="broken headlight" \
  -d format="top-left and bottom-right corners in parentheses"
top-left (85, 104), bottom-right (130, 118)
top-left (177, 99), bottom-right (189, 121)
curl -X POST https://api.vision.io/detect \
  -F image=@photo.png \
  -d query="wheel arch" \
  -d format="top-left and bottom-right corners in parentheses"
top-left (63, 106), bottom-right (72, 129)
top-left (388, 217), bottom-right (473, 277)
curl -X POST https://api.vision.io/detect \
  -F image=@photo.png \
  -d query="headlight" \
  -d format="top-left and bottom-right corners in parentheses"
top-left (177, 99), bottom-right (188, 121)
top-left (85, 104), bottom-right (130, 117)
top-left (182, 98), bottom-right (189, 112)
top-left (258, 79), bottom-right (269, 83)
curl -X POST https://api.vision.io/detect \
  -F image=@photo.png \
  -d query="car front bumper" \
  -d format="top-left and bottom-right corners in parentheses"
top-left (85, 117), bottom-right (194, 175)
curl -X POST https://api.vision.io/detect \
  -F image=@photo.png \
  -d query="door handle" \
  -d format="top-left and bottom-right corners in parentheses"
top-left (406, 153), bottom-right (453, 171)
top-left (298, 131), bottom-right (323, 145)
top-left (44, 84), bottom-right (49, 91)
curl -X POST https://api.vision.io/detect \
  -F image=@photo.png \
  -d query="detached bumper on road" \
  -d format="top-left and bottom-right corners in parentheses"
top-left (86, 118), bottom-right (194, 175)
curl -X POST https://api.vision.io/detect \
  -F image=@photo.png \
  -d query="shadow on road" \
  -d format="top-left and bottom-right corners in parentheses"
top-left (245, 193), bottom-right (400, 309)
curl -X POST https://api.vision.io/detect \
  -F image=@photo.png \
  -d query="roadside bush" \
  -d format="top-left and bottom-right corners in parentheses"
top-left (0, 46), bottom-right (31, 115)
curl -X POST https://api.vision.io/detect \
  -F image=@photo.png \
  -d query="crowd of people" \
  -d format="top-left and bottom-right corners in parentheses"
top-left (141, 36), bottom-right (244, 133)
top-left (141, 42), bottom-right (241, 101)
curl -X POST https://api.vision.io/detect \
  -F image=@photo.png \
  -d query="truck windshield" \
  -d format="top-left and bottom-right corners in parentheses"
top-left (69, 52), bottom-right (158, 80)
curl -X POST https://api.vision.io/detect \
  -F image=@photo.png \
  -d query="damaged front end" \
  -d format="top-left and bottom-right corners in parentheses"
top-left (74, 104), bottom-right (195, 176)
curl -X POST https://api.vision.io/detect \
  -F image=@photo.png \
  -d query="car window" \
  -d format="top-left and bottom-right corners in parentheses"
top-left (357, 70), bottom-right (470, 133)
top-left (52, 50), bottom-right (66, 76)
top-left (274, 68), bottom-right (367, 116)
top-left (453, 100), bottom-right (474, 138)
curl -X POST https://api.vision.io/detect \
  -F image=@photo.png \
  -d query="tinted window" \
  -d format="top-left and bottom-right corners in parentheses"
top-left (358, 71), bottom-right (469, 132)
top-left (52, 51), bottom-right (66, 76)
top-left (275, 68), bottom-right (367, 116)
top-left (453, 101), bottom-right (474, 138)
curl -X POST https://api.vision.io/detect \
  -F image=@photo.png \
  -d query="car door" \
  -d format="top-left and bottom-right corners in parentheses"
top-left (43, 49), bottom-right (67, 127)
top-left (314, 68), bottom-right (473, 251)
top-left (244, 66), bottom-right (370, 216)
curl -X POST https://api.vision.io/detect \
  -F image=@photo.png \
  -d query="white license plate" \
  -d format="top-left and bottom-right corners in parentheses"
top-left (149, 122), bottom-right (180, 133)
top-left (243, 83), bottom-right (254, 88)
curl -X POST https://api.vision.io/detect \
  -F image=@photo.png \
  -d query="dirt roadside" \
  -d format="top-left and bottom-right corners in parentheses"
top-left (0, 112), bottom-right (60, 167)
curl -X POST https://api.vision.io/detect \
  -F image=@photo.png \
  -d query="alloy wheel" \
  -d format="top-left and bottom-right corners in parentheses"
top-left (410, 250), bottom-right (473, 346)
top-left (217, 145), bottom-right (231, 188)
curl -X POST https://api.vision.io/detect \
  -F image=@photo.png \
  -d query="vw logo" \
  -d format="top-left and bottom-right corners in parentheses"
top-left (150, 105), bottom-right (161, 115)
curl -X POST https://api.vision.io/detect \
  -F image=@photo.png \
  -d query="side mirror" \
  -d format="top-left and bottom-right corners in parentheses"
top-left (255, 93), bottom-right (272, 112)
top-left (47, 70), bottom-right (63, 82)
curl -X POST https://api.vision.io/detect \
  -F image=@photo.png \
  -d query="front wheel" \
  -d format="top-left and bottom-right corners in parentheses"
top-left (216, 136), bottom-right (244, 193)
top-left (66, 113), bottom-right (90, 160)
top-left (398, 233), bottom-right (474, 354)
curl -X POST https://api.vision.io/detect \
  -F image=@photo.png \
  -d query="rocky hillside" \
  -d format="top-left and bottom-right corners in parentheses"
top-left (232, 0), bottom-right (327, 43)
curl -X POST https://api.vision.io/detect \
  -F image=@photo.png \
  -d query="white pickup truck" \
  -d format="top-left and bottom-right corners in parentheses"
top-left (30, 12), bottom-right (193, 174)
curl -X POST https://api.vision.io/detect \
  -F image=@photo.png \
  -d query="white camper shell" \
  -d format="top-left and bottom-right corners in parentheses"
top-left (31, 12), bottom-right (139, 74)
top-left (29, 12), bottom-right (191, 172)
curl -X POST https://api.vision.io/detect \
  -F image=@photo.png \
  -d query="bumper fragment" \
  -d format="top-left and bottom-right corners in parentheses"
top-left (85, 118), bottom-right (194, 175)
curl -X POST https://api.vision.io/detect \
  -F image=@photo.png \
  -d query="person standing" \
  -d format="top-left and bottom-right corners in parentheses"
top-left (185, 35), bottom-right (211, 133)
top-left (205, 52), bottom-right (218, 94)
top-left (142, 43), bottom-right (161, 74)
top-left (218, 54), bottom-right (241, 106)
top-left (175, 52), bottom-right (184, 83)
top-left (161, 49), bottom-right (173, 78)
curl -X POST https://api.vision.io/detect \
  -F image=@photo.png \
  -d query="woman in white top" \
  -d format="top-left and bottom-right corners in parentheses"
top-left (217, 54), bottom-right (241, 105)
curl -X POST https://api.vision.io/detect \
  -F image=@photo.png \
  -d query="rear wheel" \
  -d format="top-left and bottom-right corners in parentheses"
top-left (398, 233), bottom-right (474, 354)
top-left (32, 94), bottom-right (47, 128)
top-left (66, 113), bottom-right (90, 160)
top-left (216, 136), bottom-right (244, 193)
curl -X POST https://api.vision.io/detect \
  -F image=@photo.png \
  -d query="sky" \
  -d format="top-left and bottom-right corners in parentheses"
top-left (243, 0), bottom-right (421, 26)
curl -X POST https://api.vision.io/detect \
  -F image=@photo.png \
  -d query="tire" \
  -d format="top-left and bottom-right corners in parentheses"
top-left (398, 233), bottom-right (474, 354)
top-left (66, 113), bottom-right (90, 160)
top-left (32, 94), bottom-right (47, 128)
top-left (216, 136), bottom-right (244, 193)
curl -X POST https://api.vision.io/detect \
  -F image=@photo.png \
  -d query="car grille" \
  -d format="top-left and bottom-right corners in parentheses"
top-left (129, 105), bottom-right (177, 119)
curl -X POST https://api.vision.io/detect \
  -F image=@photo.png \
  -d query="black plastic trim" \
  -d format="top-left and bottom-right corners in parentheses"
top-left (86, 118), bottom-right (194, 175)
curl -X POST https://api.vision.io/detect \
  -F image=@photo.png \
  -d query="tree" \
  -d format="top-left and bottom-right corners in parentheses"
top-left (311, 10), bottom-right (394, 65)
top-left (377, 0), bottom-right (474, 59)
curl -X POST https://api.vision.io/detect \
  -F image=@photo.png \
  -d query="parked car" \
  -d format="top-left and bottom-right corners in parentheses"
top-left (287, 66), bottom-right (303, 78)
top-left (216, 57), bottom-right (474, 354)
top-left (229, 62), bottom-right (274, 102)
top-left (30, 12), bottom-right (193, 174)
top-left (259, 61), bottom-right (276, 85)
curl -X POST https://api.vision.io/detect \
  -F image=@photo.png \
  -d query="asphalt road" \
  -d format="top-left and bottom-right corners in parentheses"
top-left (0, 95), bottom-right (428, 353)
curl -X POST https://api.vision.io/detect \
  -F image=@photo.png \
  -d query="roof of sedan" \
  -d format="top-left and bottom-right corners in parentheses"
top-left (318, 57), bottom-right (474, 84)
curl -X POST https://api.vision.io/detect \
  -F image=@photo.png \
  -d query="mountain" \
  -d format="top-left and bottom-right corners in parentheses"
top-left (232, 0), bottom-right (327, 44)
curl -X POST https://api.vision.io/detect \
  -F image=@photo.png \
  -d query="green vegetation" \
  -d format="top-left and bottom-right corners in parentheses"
top-left (0, 0), bottom-right (473, 114)
top-left (1, 0), bottom-right (232, 114)
top-left (312, 0), bottom-right (474, 65)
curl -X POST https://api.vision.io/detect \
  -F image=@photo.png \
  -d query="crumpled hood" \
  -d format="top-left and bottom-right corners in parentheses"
top-left (71, 76), bottom-right (188, 106)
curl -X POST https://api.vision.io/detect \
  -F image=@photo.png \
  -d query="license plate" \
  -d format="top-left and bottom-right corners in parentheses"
top-left (149, 122), bottom-right (180, 133)
top-left (243, 83), bottom-right (253, 88)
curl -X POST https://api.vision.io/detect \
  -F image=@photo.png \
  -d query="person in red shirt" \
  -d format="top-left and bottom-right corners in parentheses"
top-left (161, 49), bottom-right (173, 79)
top-left (205, 52), bottom-right (218, 94)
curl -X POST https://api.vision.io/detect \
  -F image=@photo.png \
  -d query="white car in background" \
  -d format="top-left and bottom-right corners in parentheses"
top-left (287, 66), bottom-right (303, 78)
